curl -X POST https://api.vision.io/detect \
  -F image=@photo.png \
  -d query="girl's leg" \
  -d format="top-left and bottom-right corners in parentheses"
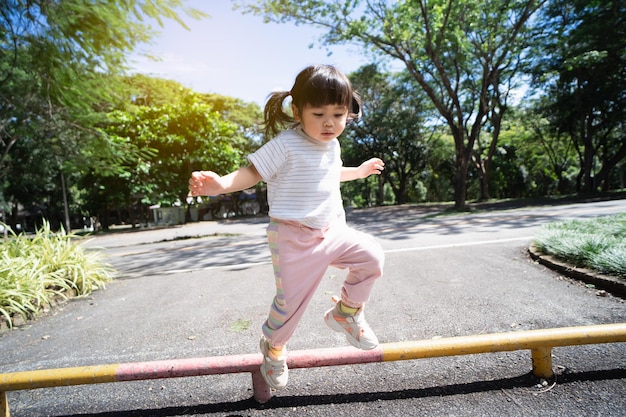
top-left (327, 223), bottom-right (385, 308)
top-left (322, 221), bottom-right (384, 350)
top-left (262, 220), bottom-right (330, 348)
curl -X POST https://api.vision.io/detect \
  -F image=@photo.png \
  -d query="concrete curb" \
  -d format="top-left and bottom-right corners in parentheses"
top-left (528, 243), bottom-right (626, 299)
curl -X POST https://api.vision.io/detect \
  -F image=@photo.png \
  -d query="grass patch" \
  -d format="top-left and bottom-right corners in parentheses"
top-left (229, 318), bottom-right (252, 333)
top-left (0, 221), bottom-right (115, 328)
top-left (533, 213), bottom-right (626, 277)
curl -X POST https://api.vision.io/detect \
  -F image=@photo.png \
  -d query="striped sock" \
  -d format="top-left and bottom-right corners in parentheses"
top-left (269, 345), bottom-right (284, 359)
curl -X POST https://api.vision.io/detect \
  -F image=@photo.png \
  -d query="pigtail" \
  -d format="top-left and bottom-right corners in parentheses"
top-left (263, 91), bottom-right (293, 138)
top-left (349, 92), bottom-right (362, 122)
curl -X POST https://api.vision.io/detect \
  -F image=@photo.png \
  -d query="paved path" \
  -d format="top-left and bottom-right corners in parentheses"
top-left (1, 200), bottom-right (625, 416)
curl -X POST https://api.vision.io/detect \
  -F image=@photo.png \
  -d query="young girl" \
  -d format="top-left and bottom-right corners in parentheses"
top-left (188, 64), bottom-right (385, 389)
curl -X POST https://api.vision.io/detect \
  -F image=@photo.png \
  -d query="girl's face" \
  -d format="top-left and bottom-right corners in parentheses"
top-left (293, 103), bottom-right (349, 143)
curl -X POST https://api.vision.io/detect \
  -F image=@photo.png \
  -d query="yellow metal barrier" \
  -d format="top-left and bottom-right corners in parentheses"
top-left (1, 323), bottom-right (625, 415)
top-left (380, 323), bottom-right (626, 378)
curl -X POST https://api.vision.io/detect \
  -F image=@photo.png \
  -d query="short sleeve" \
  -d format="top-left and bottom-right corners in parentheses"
top-left (248, 137), bottom-right (287, 181)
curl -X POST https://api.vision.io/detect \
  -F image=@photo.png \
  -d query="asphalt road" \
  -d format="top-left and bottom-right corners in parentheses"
top-left (1, 199), bottom-right (626, 416)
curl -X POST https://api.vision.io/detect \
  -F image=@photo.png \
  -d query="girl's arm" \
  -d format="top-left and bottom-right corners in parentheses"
top-left (341, 157), bottom-right (385, 182)
top-left (189, 165), bottom-right (262, 197)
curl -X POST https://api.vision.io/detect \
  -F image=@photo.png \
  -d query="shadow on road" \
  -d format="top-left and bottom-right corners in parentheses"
top-left (55, 368), bottom-right (626, 417)
top-left (345, 192), bottom-right (626, 242)
top-left (108, 236), bottom-right (269, 278)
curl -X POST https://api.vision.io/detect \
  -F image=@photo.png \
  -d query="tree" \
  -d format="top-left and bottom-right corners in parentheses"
top-left (517, 103), bottom-right (578, 196)
top-left (1, 0), bottom-right (204, 230)
top-left (1, 0), bottom-right (204, 172)
top-left (91, 88), bottom-right (249, 228)
top-left (529, 0), bottom-right (626, 193)
top-left (344, 65), bottom-right (435, 205)
top-left (237, 0), bottom-right (544, 210)
top-left (76, 75), bottom-right (262, 229)
top-left (124, 74), bottom-right (263, 142)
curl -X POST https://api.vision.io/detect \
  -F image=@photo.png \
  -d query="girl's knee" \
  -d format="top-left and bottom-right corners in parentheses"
top-left (355, 233), bottom-right (385, 273)
top-left (360, 246), bottom-right (384, 279)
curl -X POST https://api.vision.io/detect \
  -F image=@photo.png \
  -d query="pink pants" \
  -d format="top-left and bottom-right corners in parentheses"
top-left (262, 217), bottom-right (385, 348)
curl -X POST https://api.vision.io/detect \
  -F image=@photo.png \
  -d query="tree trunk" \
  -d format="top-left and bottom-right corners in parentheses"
top-left (583, 141), bottom-right (595, 192)
top-left (454, 149), bottom-right (469, 211)
top-left (1, 207), bottom-right (6, 239)
top-left (60, 171), bottom-right (71, 233)
top-left (479, 168), bottom-right (490, 201)
top-left (378, 175), bottom-right (385, 205)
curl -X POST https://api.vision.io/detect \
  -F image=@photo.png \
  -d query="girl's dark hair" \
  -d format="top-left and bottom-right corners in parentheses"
top-left (263, 64), bottom-right (362, 138)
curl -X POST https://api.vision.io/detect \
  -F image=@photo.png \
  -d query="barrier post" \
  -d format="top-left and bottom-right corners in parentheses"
top-left (251, 370), bottom-right (272, 403)
top-left (1, 391), bottom-right (9, 417)
top-left (531, 347), bottom-right (554, 379)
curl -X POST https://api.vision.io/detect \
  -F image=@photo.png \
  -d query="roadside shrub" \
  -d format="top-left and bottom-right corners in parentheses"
top-left (0, 221), bottom-right (115, 328)
top-left (533, 213), bottom-right (626, 277)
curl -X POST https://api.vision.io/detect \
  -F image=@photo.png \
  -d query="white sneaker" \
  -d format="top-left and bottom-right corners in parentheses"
top-left (259, 336), bottom-right (288, 389)
top-left (324, 301), bottom-right (379, 350)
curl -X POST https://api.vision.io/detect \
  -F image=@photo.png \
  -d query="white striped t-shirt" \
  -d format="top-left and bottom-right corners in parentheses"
top-left (248, 126), bottom-right (344, 229)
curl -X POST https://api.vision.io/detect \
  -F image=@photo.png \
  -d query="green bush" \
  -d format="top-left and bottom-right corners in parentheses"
top-left (0, 221), bottom-right (115, 328)
top-left (533, 213), bottom-right (626, 277)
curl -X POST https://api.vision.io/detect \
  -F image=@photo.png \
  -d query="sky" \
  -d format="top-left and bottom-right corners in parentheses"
top-left (129, 1), bottom-right (372, 106)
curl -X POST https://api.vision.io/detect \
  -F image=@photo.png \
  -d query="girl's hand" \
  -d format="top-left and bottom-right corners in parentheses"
top-left (188, 171), bottom-right (224, 197)
top-left (340, 158), bottom-right (385, 182)
top-left (359, 158), bottom-right (385, 178)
